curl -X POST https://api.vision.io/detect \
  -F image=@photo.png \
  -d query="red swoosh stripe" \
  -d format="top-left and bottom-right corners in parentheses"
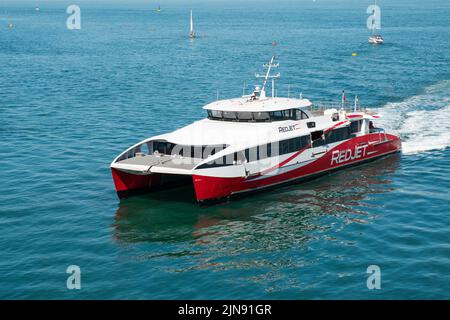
top-left (247, 120), bottom-right (350, 180)
top-left (323, 120), bottom-right (349, 134)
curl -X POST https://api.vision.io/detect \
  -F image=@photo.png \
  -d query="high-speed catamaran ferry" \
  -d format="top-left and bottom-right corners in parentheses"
top-left (111, 57), bottom-right (401, 204)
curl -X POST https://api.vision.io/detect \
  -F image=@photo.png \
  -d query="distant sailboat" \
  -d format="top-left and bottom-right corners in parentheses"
top-left (154, 5), bottom-right (161, 13)
top-left (368, 0), bottom-right (384, 44)
top-left (189, 10), bottom-right (196, 38)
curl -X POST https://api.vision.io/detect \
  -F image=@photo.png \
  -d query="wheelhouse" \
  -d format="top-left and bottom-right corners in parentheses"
top-left (206, 108), bottom-right (310, 122)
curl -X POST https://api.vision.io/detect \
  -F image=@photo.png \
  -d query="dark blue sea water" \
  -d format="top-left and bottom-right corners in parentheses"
top-left (0, 0), bottom-right (449, 299)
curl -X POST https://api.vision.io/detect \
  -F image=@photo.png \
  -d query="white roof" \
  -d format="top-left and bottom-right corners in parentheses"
top-left (203, 97), bottom-right (312, 112)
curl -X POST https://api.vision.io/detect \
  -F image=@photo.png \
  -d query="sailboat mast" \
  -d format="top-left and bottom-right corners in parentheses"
top-left (372, 0), bottom-right (377, 34)
top-left (190, 10), bottom-right (194, 34)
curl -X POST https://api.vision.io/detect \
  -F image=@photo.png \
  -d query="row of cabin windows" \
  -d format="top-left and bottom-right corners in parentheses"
top-left (150, 122), bottom-right (363, 168)
top-left (207, 108), bottom-right (309, 122)
top-left (151, 125), bottom-right (356, 161)
top-left (196, 138), bottom-right (309, 169)
top-left (196, 126), bottom-right (355, 169)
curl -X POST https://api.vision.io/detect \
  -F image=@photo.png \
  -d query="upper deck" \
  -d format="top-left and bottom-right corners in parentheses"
top-left (203, 97), bottom-right (312, 113)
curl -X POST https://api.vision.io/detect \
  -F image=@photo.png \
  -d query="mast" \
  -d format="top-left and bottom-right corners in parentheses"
top-left (371, 6), bottom-right (375, 34)
top-left (372, 0), bottom-right (377, 35)
top-left (255, 56), bottom-right (280, 99)
top-left (190, 10), bottom-right (194, 35)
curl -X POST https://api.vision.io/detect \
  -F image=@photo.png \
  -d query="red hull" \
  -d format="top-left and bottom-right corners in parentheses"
top-left (111, 168), bottom-right (162, 198)
top-left (192, 133), bottom-right (401, 202)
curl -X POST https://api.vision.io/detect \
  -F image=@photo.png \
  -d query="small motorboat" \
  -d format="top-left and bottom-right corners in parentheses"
top-left (368, 34), bottom-right (384, 44)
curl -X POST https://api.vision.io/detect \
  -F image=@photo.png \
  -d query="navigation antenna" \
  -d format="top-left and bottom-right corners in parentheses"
top-left (255, 56), bottom-right (280, 99)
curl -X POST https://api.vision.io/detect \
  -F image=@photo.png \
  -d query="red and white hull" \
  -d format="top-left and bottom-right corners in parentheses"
top-left (192, 133), bottom-right (400, 202)
top-left (111, 133), bottom-right (400, 203)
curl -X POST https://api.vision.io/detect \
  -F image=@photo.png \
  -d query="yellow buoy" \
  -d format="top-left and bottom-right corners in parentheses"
top-left (352, 52), bottom-right (358, 56)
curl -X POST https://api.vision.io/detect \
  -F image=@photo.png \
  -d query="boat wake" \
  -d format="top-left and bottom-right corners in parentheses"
top-left (374, 80), bottom-right (450, 154)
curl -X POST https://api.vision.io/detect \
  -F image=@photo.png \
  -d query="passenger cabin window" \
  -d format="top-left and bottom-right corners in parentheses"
top-left (206, 108), bottom-right (309, 122)
top-left (197, 136), bottom-right (312, 169)
top-left (245, 136), bottom-right (311, 162)
top-left (350, 120), bottom-right (363, 134)
top-left (196, 126), bottom-right (354, 169)
top-left (311, 130), bottom-right (325, 148)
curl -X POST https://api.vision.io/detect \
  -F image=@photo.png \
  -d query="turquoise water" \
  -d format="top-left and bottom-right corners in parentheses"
top-left (0, 0), bottom-right (449, 299)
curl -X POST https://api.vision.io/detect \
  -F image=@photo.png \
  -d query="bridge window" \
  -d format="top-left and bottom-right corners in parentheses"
top-left (253, 112), bottom-right (270, 122)
top-left (207, 110), bottom-right (222, 119)
top-left (207, 108), bottom-right (310, 122)
top-left (222, 111), bottom-right (237, 120)
top-left (350, 120), bottom-right (363, 133)
top-left (237, 112), bottom-right (253, 121)
top-left (326, 127), bottom-right (351, 144)
top-left (294, 108), bottom-right (309, 120)
top-left (269, 110), bottom-right (290, 121)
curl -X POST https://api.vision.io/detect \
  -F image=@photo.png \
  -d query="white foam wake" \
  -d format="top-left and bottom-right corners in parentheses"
top-left (371, 80), bottom-right (450, 154)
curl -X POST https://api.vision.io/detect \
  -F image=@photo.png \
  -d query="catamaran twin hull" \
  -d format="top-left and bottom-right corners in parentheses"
top-left (111, 128), bottom-right (400, 204)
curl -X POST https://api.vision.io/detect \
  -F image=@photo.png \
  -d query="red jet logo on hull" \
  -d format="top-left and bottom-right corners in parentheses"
top-left (331, 145), bottom-right (368, 165)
